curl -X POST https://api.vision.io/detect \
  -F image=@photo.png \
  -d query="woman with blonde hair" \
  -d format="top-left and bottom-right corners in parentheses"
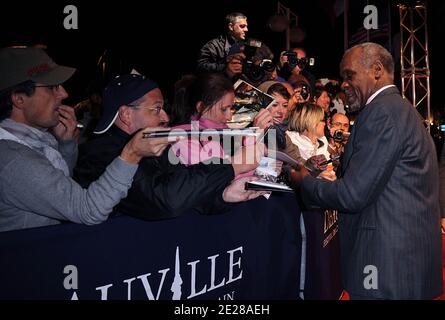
top-left (286, 102), bottom-right (331, 164)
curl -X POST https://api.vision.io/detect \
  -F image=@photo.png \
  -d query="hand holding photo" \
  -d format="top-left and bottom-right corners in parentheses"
top-left (227, 79), bottom-right (275, 129)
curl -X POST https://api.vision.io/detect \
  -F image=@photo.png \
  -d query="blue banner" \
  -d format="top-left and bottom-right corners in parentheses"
top-left (302, 209), bottom-right (343, 299)
top-left (0, 193), bottom-right (302, 300)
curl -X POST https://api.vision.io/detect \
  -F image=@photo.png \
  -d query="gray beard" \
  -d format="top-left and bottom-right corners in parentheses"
top-left (347, 100), bottom-right (364, 114)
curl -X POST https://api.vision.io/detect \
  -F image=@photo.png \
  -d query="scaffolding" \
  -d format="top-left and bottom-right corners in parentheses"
top-left (399, 1), bottom-right (431, 130)
top-left (270, 2), bottom-right (298, 50)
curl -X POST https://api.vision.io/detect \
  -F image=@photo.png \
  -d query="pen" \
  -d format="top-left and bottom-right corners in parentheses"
top-left (319, 155), bottom-right (340, 166)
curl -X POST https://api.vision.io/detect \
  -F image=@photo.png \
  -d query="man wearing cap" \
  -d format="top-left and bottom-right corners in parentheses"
top-left (0, 47), bottom-right (172, 232)
top-left (74, 73), bottom-right (265, 221)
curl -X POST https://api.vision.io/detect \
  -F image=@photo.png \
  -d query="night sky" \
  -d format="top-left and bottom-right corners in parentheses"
top-left (0, 0), bottom-right (444, 120)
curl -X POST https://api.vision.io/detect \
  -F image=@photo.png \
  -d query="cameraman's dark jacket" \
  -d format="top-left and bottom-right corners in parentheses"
top-left (197, 34), bottom-right (238, 73)
top-left (73, 125), bottom-right (235, 221)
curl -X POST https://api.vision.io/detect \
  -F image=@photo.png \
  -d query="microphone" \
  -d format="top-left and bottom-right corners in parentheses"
top-left (333, 130), bottom-right (350, 142)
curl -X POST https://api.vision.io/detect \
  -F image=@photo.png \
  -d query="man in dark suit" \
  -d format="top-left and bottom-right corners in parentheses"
top-left (440, 146), bottom-right (445, 233)
top-left (299, 42), bottom-right (442, 299)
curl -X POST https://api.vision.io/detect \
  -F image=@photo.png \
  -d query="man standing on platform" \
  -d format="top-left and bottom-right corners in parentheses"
top-left (197, 12), bottom-right (248, 73)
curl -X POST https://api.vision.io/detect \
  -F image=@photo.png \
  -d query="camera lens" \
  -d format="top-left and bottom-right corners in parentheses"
top-left (260, 60), bottom-right (275, 72)
top-left (288, 56), bottom-right (297, 67)
top-left (300, 86), bottom-right (309, 100)
top-left (297, 58), bottom-right (307, 69)
top-left (243, 62), bottom-right (265, 83)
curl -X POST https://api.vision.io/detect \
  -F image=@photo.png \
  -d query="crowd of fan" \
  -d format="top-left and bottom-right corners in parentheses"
top-left (0, 12), bottom-right (352, 232)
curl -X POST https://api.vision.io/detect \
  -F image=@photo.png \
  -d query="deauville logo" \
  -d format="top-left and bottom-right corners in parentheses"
top-left (63, 246), bottom-right (243, 300)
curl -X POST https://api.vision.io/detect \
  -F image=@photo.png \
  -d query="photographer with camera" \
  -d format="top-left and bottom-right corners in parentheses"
top-left (238, 38), bottom-right (278, 87)
top-left (326, 112), bottom-right (350, 171)
top-left (197, 12), bottom-right (248, 74)
top-left (289, 79), bottom-right (312, 111)
top-left (224, 42), bottom-right (246, 82)
top-left (277, 47), bottom-right (316, 92)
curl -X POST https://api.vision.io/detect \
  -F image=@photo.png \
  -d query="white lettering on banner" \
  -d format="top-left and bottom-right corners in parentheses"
top-left (187, 259), bottom-right (208, 299)
top-left (123, 277), bottom-right (136, 300)
top-left (95, 283), bottom-right (113, 300)
top-left (65, 245), bottom-right (243, 300)
top-left (137, 269), bottom-right (170, 300)
top-left (70, 291), bottom-right (79, 300)
top-left (227, 247), bottom-right (243, 284)
top-left (208, 254), bottom-right (226, 291)
top-left (218, 291), bottom-right (235, 300)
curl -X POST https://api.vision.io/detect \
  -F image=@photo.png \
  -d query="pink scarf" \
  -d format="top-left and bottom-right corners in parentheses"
top-left (171, 117), bottom-right (255, 179)
top-left (171, 117), bottom-right (227, 166)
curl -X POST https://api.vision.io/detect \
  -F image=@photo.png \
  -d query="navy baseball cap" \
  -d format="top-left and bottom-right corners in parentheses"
top-left (94, 74), bottom-right (158, 134)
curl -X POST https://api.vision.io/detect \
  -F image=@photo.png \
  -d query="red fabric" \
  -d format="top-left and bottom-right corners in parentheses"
top-left (438, 233), bottom-right (445, 300)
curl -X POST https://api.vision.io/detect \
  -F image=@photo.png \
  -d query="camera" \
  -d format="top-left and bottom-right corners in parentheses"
top-left (283, 51), bottom-right (315, 70)
top-left (243, 61), bottom-right (266, 83)
top-left (333, 130), bottom-right (350, 142)
top-left (241, 39), bottom-right (275, 84)
top-left (259, 59), bottom-right (276, 72)
top-left (300, 85), bottom-right (309, 100)
top-left (243, 60), bottom-right (277, 84)
top-left (283, 51), bottom-right (299, 68)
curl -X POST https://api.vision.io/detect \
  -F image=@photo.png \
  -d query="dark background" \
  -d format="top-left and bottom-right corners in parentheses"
top-left (0, 0), bottom-right (444, 148)
top-left (0, 0), bottom-right (347, 99)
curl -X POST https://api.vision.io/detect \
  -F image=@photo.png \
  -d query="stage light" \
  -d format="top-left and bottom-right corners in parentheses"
top-left (268, 14), bottom-right (289, 32)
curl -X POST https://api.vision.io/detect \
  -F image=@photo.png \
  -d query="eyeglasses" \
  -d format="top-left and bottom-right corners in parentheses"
top-left (129, 105), bottom-right (164, 115)
top-left (34, 84), bottom-right (62, 91)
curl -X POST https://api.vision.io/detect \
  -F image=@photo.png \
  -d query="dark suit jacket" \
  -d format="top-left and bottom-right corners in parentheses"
top-left (302, 86), bottom-right (442, 299)
top-left (440, 146), bottom-right (445, 218)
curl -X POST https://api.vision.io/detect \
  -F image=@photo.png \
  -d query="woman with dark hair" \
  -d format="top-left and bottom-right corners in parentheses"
top-left (170, 73), bottom-right (237, 166)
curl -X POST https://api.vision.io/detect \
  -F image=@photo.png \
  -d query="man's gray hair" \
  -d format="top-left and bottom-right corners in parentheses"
top-left (346, 42), bottom-right (394, 75)
top-left (225, 12), bottom-right (247, 27)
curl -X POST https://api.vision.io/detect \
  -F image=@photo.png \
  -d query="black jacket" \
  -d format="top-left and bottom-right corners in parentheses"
top-left (197, 34), bottom-right (237, 73)
top-left (74, 126), bottom-right (235, 220)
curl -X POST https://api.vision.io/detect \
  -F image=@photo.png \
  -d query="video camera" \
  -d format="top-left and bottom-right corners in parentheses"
top-left (332, 130), bottom-right (350, 142)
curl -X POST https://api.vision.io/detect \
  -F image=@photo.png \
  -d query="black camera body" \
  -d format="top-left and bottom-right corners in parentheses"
top-left (240, 39), bottom-right (275, 84)
top-left (283, 51), bottom-right (315, 70)
top-left (333, 130), bottom-right (350, 142)
top-left (243, 61), bottom-right (265, 84)
top-left (243, 60), bottom-right (276, 84)
top-left (299, 85), bottom-right (309, 100)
